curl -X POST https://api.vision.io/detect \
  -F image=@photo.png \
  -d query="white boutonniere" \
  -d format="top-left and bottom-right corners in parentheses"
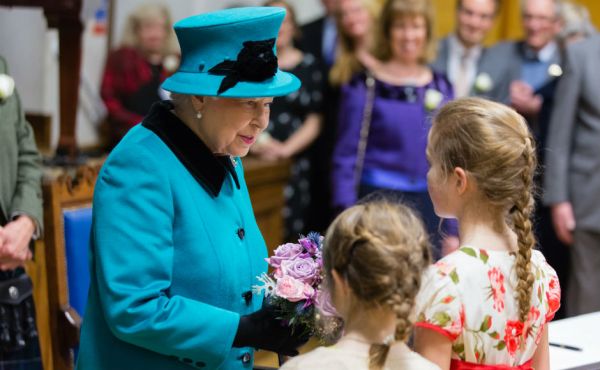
top-left (0, 74), bottom-right (15, 101)
top-left (548, 63), bottom-right (563, 78)
top-left (474, 72), bottom-right (493, 93)
top-left (163, 54), bottom-right (180, 73)
top-left (424, 88), bottom-right (443, 111)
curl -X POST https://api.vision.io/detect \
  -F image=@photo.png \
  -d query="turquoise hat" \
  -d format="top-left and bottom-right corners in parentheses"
top-left (162, 7), bottom-right (300, 98)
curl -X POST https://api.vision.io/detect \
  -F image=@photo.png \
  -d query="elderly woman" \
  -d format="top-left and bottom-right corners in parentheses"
top-left (77, 7), bottom-right (306, 370)
top-left (331, 0), bottom-right (455, 257)
top-left (100, 3), bottom-right (179, 149)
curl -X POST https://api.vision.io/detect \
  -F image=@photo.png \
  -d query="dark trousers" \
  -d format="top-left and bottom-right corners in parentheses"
top-left (535, 204), bottom-right (570, 319)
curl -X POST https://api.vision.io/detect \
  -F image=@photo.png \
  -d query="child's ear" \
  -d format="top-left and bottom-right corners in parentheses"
top-left (331, 269), bottom-right (349, 295)
top-left (453, 167), bottom-right (469, 195)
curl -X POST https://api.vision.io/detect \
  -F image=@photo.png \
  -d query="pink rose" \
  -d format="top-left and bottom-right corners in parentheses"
top-left (267, 243), bottom-right (303, 268)
top-left (280, 257), bottom-right (319, 285)
top-left (315, 288), bottom-right (339, 317)
top-left (276, 276), bottom-right (310, 302)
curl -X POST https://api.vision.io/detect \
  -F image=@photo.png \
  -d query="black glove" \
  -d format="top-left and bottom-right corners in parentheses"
top-left (233, 303), bottom-right (310, 356)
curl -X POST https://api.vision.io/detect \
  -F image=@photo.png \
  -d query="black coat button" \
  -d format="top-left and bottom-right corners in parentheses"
top-left (241, 290), bottom-right (252, 305)
top-left (237, 227), bottom-right (245, 240)
top-left (195, 361), bottom-right (206, 368)
top-left (241, 352), bottom-right (252, 364)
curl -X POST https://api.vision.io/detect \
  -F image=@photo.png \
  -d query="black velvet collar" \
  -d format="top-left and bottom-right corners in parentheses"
top-left (142, 101), bottom-right (240, 197)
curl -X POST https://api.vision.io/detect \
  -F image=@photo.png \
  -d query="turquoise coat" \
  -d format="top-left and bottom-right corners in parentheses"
top-left (77, 102), bottom-right (268, 369)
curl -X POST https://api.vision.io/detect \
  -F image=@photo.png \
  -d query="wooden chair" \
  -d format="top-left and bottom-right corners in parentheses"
top-left (25, 112), bottom-right (52, 155)
top-left (38, 165), bottom-right (99, 370)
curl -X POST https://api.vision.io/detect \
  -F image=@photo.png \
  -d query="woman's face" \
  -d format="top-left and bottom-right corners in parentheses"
top-left (195, 97), bottom-right (273, 157)
top-left (274, 4), bottom-right (295, 50)
top-left (137, 17), bottom-right (167, 54)
top-left (389, 14), bottom-right (428, 64)
top-left (339, 0), bottom-right (371, 39)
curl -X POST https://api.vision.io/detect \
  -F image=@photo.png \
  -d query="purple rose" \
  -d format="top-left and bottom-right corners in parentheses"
top-left (315, 288), bottom-right (339, 317)
top-left (267, 243), bottom-right (303, 268)
top-left (280, 257), bottom-right (319, 285)
top-left (299, 237), bottom-right (318, 254)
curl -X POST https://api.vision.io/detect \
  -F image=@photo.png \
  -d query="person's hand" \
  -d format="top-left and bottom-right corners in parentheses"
top-left (0, 216), bottom-right (35, 270)
top-left (233, 302), bottom-right (310, 356)
top-left (441, 235), bottom-right (460, 257)
top-left (252, 139), bottom-right (287, 161)
top-left (510, 80), bottom-right (542, 118)
top-left (551, 202), bottom-right (575, 245)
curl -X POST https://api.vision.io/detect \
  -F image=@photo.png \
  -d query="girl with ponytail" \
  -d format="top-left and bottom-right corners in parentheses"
top-left (282, 199), bottom-right (438, 370)
top-left (414, 98), bottom-right (561, 369)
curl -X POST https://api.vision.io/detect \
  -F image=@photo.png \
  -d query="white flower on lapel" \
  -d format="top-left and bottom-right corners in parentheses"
top-left (424, 88), bottom-right (443, 111)
top-left (474, 72), bottom-right (493, 93)
top-left (548, 63), bottom-right (563, 78)
top-left (0, 74), bottom-right (15, 101)
top-left (163, 54), bottom-right (180, 73)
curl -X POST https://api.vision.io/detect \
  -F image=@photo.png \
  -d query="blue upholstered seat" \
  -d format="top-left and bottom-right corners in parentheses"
top-left (63, 207), bottom-right (93, 318)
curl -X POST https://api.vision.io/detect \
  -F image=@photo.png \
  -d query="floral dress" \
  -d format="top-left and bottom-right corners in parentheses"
top-left (415, 247), bottom-right (561, 368)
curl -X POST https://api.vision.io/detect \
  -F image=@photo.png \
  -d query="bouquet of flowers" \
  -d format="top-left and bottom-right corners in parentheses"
top-left (253, 232), bottom-right (342, 341)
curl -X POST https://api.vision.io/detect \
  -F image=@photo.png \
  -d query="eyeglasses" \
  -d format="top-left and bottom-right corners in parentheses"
top-left (522, 13), bottom-right (557, 23)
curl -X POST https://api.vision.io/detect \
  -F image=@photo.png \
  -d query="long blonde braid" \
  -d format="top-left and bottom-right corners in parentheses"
top-left (428, 97), bottom-right (538, 324)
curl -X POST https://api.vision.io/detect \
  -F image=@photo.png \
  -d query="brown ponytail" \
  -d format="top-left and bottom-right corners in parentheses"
top-left (512, 138), bottom-right (537, 322)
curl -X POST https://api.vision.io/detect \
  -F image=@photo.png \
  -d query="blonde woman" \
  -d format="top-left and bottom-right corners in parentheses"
top-left (415, 98), bottom-right (561, 369)
top-left (282, 200), bottom-right (439, 370)
top-left (101, 3), bottom-right (179, 149)
top-left (329, 0), bottom-right (381, 86)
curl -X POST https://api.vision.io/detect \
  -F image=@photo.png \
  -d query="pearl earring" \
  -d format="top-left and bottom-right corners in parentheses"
top-left (196, 111), bottom-right (203, 120)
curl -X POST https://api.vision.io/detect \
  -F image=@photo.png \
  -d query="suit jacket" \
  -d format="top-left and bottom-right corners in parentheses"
top-left (0, 56), bottom-right (43, 231)
top-left (431, 35), bottom-right (513, 103)
top-left (300, 17), bottom-right (326, 65)
top-left (77, 102), bottom-right (268, 370)
top-left (543, 35), bottom-right (600, 232)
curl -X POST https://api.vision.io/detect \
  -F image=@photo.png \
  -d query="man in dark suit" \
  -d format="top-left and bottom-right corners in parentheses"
top-left (432, 0), bottom-right (510, 102)
top-left (300, 0), bottom-right (338, 68)
top-left (544, 34), bottom-right (600, 317)
top-left (300, 0), bottom-right (339, 234)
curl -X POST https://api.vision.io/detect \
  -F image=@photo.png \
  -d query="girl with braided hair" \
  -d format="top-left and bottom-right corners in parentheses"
top-left (282, 200), bottom-right (438, 370)
top-left (414, 97), bottom-right (561, 369)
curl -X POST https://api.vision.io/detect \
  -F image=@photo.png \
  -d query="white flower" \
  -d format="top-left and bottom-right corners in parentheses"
top-left (548, 63), bottom-right (563, 78)
top-left (424, 88), bottom-right (443, 111)
top-left (163, 54), bottom-right (180, 73)
top-left (0, 74), bottom-right (15, 101)
top-left (474, 72), bottom-right (493, 92)
top-left (253, 272), bottom-right (276, 298)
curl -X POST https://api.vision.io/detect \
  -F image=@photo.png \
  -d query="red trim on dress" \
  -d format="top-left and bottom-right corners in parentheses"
top-left (450, 359), bottom-right (533, 370)
top-left (414, 322), bottom-right (459, 340)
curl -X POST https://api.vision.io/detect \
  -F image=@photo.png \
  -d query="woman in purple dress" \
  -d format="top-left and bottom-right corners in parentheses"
top-left (332, 0), bottom-right (455, 256)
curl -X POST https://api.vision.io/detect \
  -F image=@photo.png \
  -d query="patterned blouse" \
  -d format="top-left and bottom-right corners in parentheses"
top-left (415, 247), bottom-right (561, 367)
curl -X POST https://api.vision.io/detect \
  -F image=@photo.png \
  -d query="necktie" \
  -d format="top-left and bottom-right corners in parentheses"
top-left (454, 50), bottom-right (471, 98)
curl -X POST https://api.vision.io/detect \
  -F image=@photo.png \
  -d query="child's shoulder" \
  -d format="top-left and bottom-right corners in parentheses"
top-left (279, 347), bottom-right (358, 370)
